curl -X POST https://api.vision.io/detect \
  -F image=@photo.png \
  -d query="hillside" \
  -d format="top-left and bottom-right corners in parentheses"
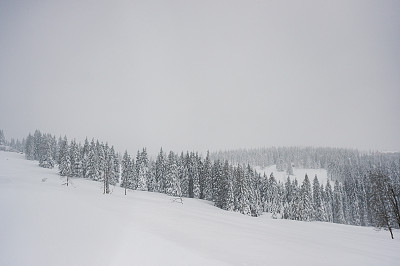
top-left (0, 150), bottom-right (399, 266)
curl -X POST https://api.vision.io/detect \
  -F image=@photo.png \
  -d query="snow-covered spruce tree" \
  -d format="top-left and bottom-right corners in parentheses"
top-left (248, 165), bottom-right (263, 217)
top-left (214, 160), bottom-right (234, 211)
top-left (265, 173), bottom-right (282, 218)
top-left (187, 153), bottom-right (194, 198)
top-left (299, 174), bottom-right (313, 221)
top-left (155, 148), bottom-right (166, 193)
top-left (165, 151), bottom-right (180, 196)
top-left (333, 180), bottom-right (345, 224)
top-left (111, 147), bottom-right (120, 185)
top-left (135, 148), bottom-right (148, 191)
top-left (69, 140), bottom-right (83, 178)
top-left (121, 151), bottom-right (133, 195)
top-left (283, 176), bottom-right (293, 219)
top-left (179, 152), bottom-right (189, 197)
top-left (39, 134), bottom-right (55, 169)
top-left (81, 138), bottom-right (90, 178)
top-left (289, 179), bottom-right (302, 220)
top-left (59, 137), bottom-right (72, 177)
top-left (312, 175), bottom-right (326, 221)
top-left (233, 164), bottom-right (251, 215)
top-left (202, 151), bottom-right (213, 201)
top-left (33, 130), bottom-right (42, 161)
top-left (59, 150), bottom-right (72, 178)
top-left (0, 129), bottom-right (5, 146)
top-left (188, 152), bottom-right (200, 198)
top-left (146, 160), bottom-right (157, 192)
top-left (324, 180), bottom-right (334, 223)
top-left (24, 133), bottom-right (35, 160)
top-left (103, 144), bottom-right (115, 194)
top-left (86, 139), bottom-right (99, 181)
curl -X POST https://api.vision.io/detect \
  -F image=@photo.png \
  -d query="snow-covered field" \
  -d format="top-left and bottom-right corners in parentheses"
top-left (255, 165), bottom-right (330, 185)
top-left (0, 151), bottom-right (399, 266)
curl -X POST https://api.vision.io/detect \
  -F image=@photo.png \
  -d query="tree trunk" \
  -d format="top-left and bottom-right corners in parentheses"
top-left (389, 226), bottom-right (394, 239)
top-left (124, 177), bottom-right (127, 195)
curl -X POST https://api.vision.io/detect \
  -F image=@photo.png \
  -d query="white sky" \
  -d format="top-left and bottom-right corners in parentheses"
top-left (0, 0), bottom-right (399, 155)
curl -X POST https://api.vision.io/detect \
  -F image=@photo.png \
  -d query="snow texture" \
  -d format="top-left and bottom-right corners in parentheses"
top-left (0, 151), bottom-right (399, 266)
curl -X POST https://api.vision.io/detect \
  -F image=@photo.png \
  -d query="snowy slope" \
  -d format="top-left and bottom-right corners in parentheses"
top-left (255, 165), bottom-right (330, 185)
top-left (0, 151), bottom-right (399, 266)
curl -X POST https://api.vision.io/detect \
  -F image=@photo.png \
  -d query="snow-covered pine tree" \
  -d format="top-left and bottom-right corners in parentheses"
top-left (69, 140), bottom-right (83, 178)
top-left (111, 147), bottom-right (120, 185)
top-left (146, 160), bottom-right (157, 192)
top-left (324, 180), bottom-right (334, 222)
top-left (202, 151), bottom-right (213, 200)
top-left (121, 151), bottom-right (133, 195)
top-left (214, 160), bottom-right (233, 211)
top-left (24, 134), bottom-right (35, 160)
top-left (155, 148), bottom-right (166, 193)
top-left (312, 175), bottom-right (326, 221)
top-left (248, 165), bottom-right (262, 216)
top-left (233, 164), bottom-right (251, 215)
top-left (188, 152), bottom-right (200, 198)
top-left (299, 174), bottom-right (313, 221)
top-left (86, 139), bottom-right (99, 181)
top-left (59, 150), bottom-right (72, 177)
top-left (33, 130), bottom-right (42, 161)
top-left (136, 148), bottom-right (148, 191)
top-left (0, 130), bottom-right (5, 146)
top-left (165, 151), bottom-right (180, 196)
top-left (82, 138), bottom-right (90, 178)
top-left (179, 152), bottom-right (189, 197)
top-left (333, 180), bottom-right (345, 224)
top-left (266, 173), bottom-right (282, 218)
top-left (39, 134), bottom-right (55, 169)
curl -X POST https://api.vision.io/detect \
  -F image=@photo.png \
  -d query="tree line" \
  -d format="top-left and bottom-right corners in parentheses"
top-left (1, 129), bottom-right (399, 238)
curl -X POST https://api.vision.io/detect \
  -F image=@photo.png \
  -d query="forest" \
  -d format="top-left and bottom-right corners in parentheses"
top-left (1, 129), bottom-right (399, 238)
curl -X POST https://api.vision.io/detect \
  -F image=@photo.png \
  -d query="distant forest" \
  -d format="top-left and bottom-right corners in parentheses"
top-left (1, 129), bottom-right (399, 238)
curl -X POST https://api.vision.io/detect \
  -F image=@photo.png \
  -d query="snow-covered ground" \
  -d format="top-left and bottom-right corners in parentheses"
top-left (0, 151), bottom-right (399, 266)
top-left (255, 165), bottom-right (330, 185)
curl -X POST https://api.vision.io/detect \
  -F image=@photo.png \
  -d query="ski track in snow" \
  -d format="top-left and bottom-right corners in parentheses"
top-left (0, 151), bottom-right (399, 266)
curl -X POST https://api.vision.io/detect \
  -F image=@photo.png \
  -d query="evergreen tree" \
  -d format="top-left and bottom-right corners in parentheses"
top-left (312, 175), bottom-right (326, 221)
top-left (121, 151), bottom-right (133, 194)
top-left (86, 139), bottom-right (99, 181)
top-left (299, 174), bottom-right (313, 221)
top-left (165, 151), bottom-right (180, 196)
top-left (136, 148), bottom-right (148, 191)
top-left (33, 130), bottom-right (42, 161)
top-left (39, 135), bottom-right (55, 169)
top-left (324, 180), bottom-right (334, 222)
top-left (179, 152), bottom-right (189, 197)
top-left (333, 180), bottom-right (345, 224)
top-left (82, 138), bottom-right (90, 178)
top-left (202, 151), bottom-right (213, 200)
top-left (155, 148), bottom-right (166, 193)
top-left (233, 164), bottom-right (251, 215)
top-left (0, 130), bottom-right (5, 145)
top-left (24, 133), bottom-right (35, 160)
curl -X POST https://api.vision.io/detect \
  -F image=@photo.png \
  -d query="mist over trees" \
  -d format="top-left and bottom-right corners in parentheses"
top-left (2, 129), bottom-right (399, 238)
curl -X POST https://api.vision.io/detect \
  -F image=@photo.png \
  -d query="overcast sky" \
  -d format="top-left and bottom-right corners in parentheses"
top-left (0, 0), bottom-right (399, 155)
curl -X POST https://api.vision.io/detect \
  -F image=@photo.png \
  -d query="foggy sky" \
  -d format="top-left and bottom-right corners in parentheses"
top-left (1, 0), bottom-right (399, 155)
